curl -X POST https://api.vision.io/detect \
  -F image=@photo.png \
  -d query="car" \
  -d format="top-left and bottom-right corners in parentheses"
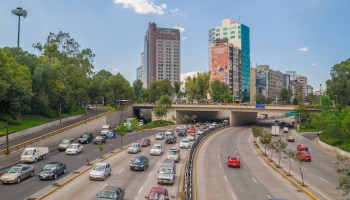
top-left (166, 148), bottom-right (180, 162)
top-left (58, 138), bottom-right (75, 151)
top-left (155, 132), bottom-right (165, 140)
top-left (209, 124), bottom-right (216, 129)
top-left (283, 127), bottom-right (289, 133)
top-left (195, 122), bottom-right (201, 127)
top-left (139, 121), bottom-right (144, 126)
top-left (65, 143), bottom-right (83, 155)
top-left (180, 139), bottom-right (190, 149)
top-left (222, 119), bottom-right (229, 125)
top-left (197, 128), bottom-right (205, 135)
top-left (105, 130), bottom-right (116, 139)
top-left (96, 185), bottom-right (125, 200)
top-left (87, 105), bottom-right (94, 110)
top-left (296, 151), bottom-right (312, 161)
top-left (227, 156), bottom-right (241, 168)
top-left (145, 187), bottom-right (169, 200)
top-left (94, 135), bottom-right (107, 144)
top-left (78, 132), bottom-right (93, 144)
top-left (128, 143), bottom-right (141, 154)
top-left (187, 133), bottom-right (196, 141)
top-left (287, 136), bottom-right (295, 142)
top-left (38, 162), bottom-right (66, 180)
top-left (150, 144), bottom-right (163, 156)
top-left (165, 129), bottom-right (174, 137)
top-left (89, 162), bottom-right (111, 180)
top-left (187, 128), bottom-right (196, 134)
top-left (130, 155), bottom-right (149, 171)
top-left (177, 128), bottom-right (187, 137)
top-left (140, 138), bottom-right (151, 147)
top-left (176, 125), bottom-right (186, 132)
top-left (165, 135), bottom-right (177, 144)
top-left (297, 144), bottom-right (308, 151)
top-left (0, 164), bottom-right (35, 184)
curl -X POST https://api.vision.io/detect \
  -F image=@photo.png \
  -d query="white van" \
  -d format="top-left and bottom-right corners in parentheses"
top-left (283, 127), bottom-right (289, 133)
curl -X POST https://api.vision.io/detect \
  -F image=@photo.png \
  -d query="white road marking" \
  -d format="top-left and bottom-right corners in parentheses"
top-left (224, 175), bottom-right (228, 182)
top-left (149, 171), bottom-right (153, 177)
top-left (232, 193), bottom-right (237, 200)
top-left (138, 186), bottom-right (143, 194)
top-left (235, 150), bottom-right (238, 153)
top-left (252, 177), bottom-right (257, 183)
top-left (220, 163), bottom-right (222, 168)
top-left (157, 161), bottom-right (160, 166)
top-left (21, 177), bottom-right (35, 184)
top-left (267, 194), bottom-right (271, 199)
top-left (101, 183), bottom-right (108, 190)
top-left (94, 149), bottom-right (99, 151)
top-left (119, 168), bottom-right (125, 174)
top-left (77, 155), bottom-right (84, 159)
top-left (218, 155), bottom-right (220, 159)
top-left (319, 176), bottom-right (329, 183)
top-left (243, 165), bottom-right (247, 170)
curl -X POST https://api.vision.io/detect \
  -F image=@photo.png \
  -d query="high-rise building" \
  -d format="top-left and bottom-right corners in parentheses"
top-left (283, 74), bottom-right (291, 90)
top-left (250, 67), bottom-right (256, 103)
top-left (209, 18), bottom-right (250, 102)
top-left (268, 69), bottom-right (284, 101)
top-left (143, 23), bottom-right (180, 88)
top-left (256, 65), bottom-right (270, 98)
top-left (295, 75), bottom-right (308, 99)
top-left (136, 52), bottom-right (144, 83)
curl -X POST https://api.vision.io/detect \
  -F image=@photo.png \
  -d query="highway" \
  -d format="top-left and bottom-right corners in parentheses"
top-left (196, 126), bottom-right (310, 200)
top-left (0, 127), bottom-right (171, 200)
top-left (30, 133), bottom-right (190, 200)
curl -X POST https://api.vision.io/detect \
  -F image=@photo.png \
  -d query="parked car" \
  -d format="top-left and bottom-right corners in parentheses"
top-left (130, 155), bottom-right (149, 171)
top-left (166, 148), bottom-right (180, 162)
top-left (227, 156), bottom-right (241, 168)
top-left (58, 138), bottom-right (75, 151)
top-left (297, 144), bottom-right (308, 151)
top-left (89, 162), bottom-right (111, 180)
top-left (296, 151), bottom-right (312, 161)
top-left (150, 144), bottom-right (163, 156)
top-left (140, 138), bottom-right (151, 147)
top-left (79, 132), bottom-right (93, 144)
top-left (145, 187), bottom-right (169, 200)
top-left (287, 136), bottom-right (295, 142)
top-left (155, 132), bottom-right (165, 140)
top-left (177, 129), bottom-right (187, 137)
top-left (94, 136), bottom-right (107, 144)
top-left (96, 185), bottom-right (125, 200)
top-left (165, 135), bottom-right (177, 144)
top-left (0, 164), bottom-right (35, 184)
top-left (65, 143), bottom-right (83, 155)
top-left (197, 129), bottom-right (205, 135)
top-left (180, 139), bottom-right (190, 149)
top-left (128, 143), bottom-right (141, 154)
top-left (38, 162), bottom-right (66, 180)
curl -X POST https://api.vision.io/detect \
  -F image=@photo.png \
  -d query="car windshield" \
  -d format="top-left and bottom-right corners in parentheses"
top-left (230, 157), bottom-right (238, 161)
top-left (133, 157), bottom-right (144, 164)
top-left (93, 165), bottom-right (105, 171)
top-left (149, 193), bottom-right (165, 200)
top-left (43, 164), bottom-right (57, 171)
top-left (153, 145), bottom-right (161, 149)
top-left (168, 151), bottom-right (177, 155)
top-left (157, 133), bottom-right (164, 136)
top-left (69, 144), bottom-right (79, 149)
top-left (98, 191), bottom-right (116, 199)
top-left (141, 139), bottom-right (148, 142)
top-left (61, 139), bottom-right (70, 144)
top-left (159, 168), bottom-right (173, 174)
top-left (131, 144), bottom-right (139, 148)
top-left (82, 134), bottom-right (90, 138)
top-left (96, 136), bottom-right (103, 140)
top-left (22, 150), bottom-right (34, 155)
top-left (182, 140), bottom-right (189, 143)
top-left (8, 167), bottom-right (21, 173)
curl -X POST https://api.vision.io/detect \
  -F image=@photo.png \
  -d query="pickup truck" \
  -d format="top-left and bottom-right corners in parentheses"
top-left (21, 147), bottom-right (49, 163)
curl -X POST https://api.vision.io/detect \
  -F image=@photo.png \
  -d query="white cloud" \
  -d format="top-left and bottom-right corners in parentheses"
top-left (114, 0), bottom-right (167, 15)
top-left (173, 26), bottom-right (185, 32)
top-left (311, 63), bottom-right (317, 67)
top-left (170, 8), bottom-right (187, 16)
top-left (298, 47), bottom-right (308, 52)
top-left (182, 37), bottom-right (187, 40)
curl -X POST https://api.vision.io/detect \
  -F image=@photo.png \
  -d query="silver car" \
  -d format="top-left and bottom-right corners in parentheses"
top-left (89, 162), bottom-right (112, 180)
top-left (0, 164), bottom-right (35, 184)
top-left (128, 143), bottom-right (141, 154)
top-left (155, 132), bottom-right (165, 140)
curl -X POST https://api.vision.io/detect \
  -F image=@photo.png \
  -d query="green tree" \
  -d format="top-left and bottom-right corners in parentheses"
top-left (107, 73), bottom-right (134, 106)
top-left (157, 95), bottom-right (172, 107)
top-left (97, 142), bottom-right (105, 158)
top-left (116, 124), bottom-right (128, 148)
top-left (279, 88), bottom-right (291, 104)
top-left (210, 80), bottom-right (229, 102)
top-left (184, 72), bottom-right (210, 102)
top-left (260, 131), bottom-right (272, 156)
top-left (90, 70), bottom-right (112, 105)
top-left (148, 80), bottom-right (174, 103)
top-left (284, 149), bottom-right (296, 176)
top-left (251, 125), bottom-right (263, 142)
top-left (174, 81), bottom-right (182, 102)
top-left (274, 137), bottom-right (287, 166)
top-left (153, 106), bottom-right (168, 120)
top-left (133, 79), bottom-right (144, 102)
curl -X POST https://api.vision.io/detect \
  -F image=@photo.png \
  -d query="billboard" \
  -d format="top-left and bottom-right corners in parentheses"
top-left (211, 44), bottom-right (229, 85)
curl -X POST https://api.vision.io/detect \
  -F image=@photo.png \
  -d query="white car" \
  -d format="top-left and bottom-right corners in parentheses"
top-left (166, 148), bottom-right (180, 162)
top-left (65, 143), bottom-right (83, 155)
top-left (89, 162), bottom-right (111, 180)
top-left (165, 129), bottom-right (174, 136)
top-left (150, 144), bottom-right (163, 156)
top-left (197, 129), bottom-right (205, 135)
top-left (155, 132), bottom-right (165, 140)
top-left (187, 133), bottom-right (196, 141)
top-left (128, 143), bottom-right (141, 154)
top-left (180, 139), bottom-right (190, 149)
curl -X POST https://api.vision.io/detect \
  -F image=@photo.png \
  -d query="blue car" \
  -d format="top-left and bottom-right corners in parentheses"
top-left (105, 130), bottom-right (116, 139)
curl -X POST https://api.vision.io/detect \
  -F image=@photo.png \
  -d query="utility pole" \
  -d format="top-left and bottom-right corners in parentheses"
top-left (6, 121), bottom-right (9, 155)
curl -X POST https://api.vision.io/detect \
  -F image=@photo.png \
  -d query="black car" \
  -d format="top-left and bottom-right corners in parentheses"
top-left (38, 162), bottom-right (66, 180)
top-left (94, 135), bottom-right (107, 144)
top-left (79, 133), bottom-right (93, 144)
top-left (165, 135), bottom-right (177, 144)
top-left (130, 155), bottom-right (149, 171)
top-left (96, 185), bottom-right (125, 200)
top-left (177, 129), bottom-right (187, 137)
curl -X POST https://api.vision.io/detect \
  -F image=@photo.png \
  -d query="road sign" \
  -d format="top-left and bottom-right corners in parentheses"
top-left (285, 111), bottom-right (296, 117)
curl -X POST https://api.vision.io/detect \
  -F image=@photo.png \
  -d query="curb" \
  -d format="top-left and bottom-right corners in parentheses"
top-left (177, 154), bottom-right (189, 200)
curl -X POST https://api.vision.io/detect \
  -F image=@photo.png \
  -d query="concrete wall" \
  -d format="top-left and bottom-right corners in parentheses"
top-left (230, 111), bottom-right (257, 126)
top-left (316, 138), bottom-right (350, 158)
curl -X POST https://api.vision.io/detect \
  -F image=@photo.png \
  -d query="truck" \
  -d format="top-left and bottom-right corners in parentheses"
top-left (271, 125), bottom-right (280, 136)
top-left (21, 147), bottom-right (49, 163)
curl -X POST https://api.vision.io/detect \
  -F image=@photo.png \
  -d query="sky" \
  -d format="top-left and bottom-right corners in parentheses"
top-left (1, 0), bottom-right (350, 91)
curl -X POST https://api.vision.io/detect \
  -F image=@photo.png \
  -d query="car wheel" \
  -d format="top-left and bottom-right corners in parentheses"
top-left (34, 158), bottom-right (38, 163)
top-left (17, 177), bottom-right (21, 183)
top-left (42, 154), bottom-right (46, 159)
top-left (30, 171), bottom-right (34, 177)
top-left (74, 151), bottom-right (77, 155)
top-left (54, 174), bottom-right (57, 179)
top-left (102, 175), bottom-right (105, 180)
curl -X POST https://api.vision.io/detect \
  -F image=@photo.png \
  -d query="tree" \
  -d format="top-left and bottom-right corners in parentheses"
top-left (174, 81), bottom-right (182, 102)
top-left (269, 140), bottom-right (276, 160)
top-left (116, 124), bottom-right (128, 148)
top-left (133, 79), bottom-right (144, 102)
top-left (336, 156), bottom-right (350, 195)
top-left (295, 152), bottom-right (306, 186)
top-left (184, 72), bottom-right (210, 102)
top-left (148, 80), bottom-right (174, 103)
top-left (153, 106), bottom-right (168, 120)
top-left (260, 131), bottom-right (272, 156)
top-left (157, 95), bottom-right (172, 107)
top-left (279, 88), bottom-right (291, 104)
top-left (210, 80), bottom-right (229, 102)
top-left (274, 137), bottom-right (287, 166)
top-left (251, 125), bottom-right (263, 143)
top-left (107, 73), bottom-right (134, 106)
top-left (284, 149), bottom-right (296, 176)
top-left (97, 142), bottom-right (105, 158)
top-left (91, 70), bottom-right (112, 104)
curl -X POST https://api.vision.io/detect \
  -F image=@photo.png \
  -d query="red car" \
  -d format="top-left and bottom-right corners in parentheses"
top-left (297, 144), bottom-right (308, 151)
top-left (140, 138), bottom-right (151, 147)
top-left (227, 156), bottom-right (241, 168)
top-left (296, 151), bottom-right (312, 161)
top-left (187, 129), bottom-right (196, 134)
top-left (145, 187), bottom-right (169, 200)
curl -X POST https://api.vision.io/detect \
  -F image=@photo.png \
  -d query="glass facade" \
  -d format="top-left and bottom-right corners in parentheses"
top-left (240, 24), bottom-right (250, 102)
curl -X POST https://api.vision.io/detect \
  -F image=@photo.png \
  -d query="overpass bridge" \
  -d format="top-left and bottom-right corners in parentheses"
top-left (133, 104), bottom-right (298, 125)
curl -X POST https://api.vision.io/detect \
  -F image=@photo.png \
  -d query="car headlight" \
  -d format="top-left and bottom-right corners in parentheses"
top-left (140, 165), bottom-right (144, 167)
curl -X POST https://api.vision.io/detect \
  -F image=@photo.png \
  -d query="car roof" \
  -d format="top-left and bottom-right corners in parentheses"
top-left (101, 185), bottom-right (119, 192)
top-left (151, 187), bottom-right (167, 194)
top-left (95, 162), bottom-right (109, 166)
top-left (154, 144), bottom-right (162, 146)
top-left (229, 155), bottom-right (239, 158)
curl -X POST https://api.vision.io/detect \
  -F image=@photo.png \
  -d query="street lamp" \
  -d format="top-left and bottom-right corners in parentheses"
top-left (11, 7), bottom-right (28, 48)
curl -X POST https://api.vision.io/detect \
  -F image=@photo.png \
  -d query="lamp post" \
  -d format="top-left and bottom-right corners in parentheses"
top-left (11, 7), bottom-right (28, 48)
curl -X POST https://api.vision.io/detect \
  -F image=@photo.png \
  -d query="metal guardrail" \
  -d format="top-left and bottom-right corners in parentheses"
top-left (0, 109), bottom-right (120, 156)
top-left (181, 124), bottom-right (228, 200)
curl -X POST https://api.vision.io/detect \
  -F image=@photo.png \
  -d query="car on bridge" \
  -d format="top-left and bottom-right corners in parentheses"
top-left (0, 164), bottom-right (35, 184)
top-left (145, 187), bottom-right (169, 200)
top-left (96, 185), bottom-right (125, 200)
top-left (296, 151), bottom-right (312, 162)
top-left (89, 162), bottom-right (111, 180)
top-left (65, 143), bottom-right (83, 155)
top-left (38, 162), bottom-right (66, 180)
top-left (227, 156), bottom-right (241, 168)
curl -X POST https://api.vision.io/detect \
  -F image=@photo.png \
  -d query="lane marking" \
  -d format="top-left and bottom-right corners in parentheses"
top-left (138, 186), bottom-right (143, 194)
top-left (119, 168), bottom-right (125, 174)
top-left (243, 165), bottom-right (247, 170)
top-left (319, 177), bottom-right (329, 183)
top-left (149, 171), bottom-right (153, 177)
top-left (21, 177), bottom-right (35, 184)
top-left (220, 163), bottom-right (222, 168)
top-left (101, 183), bottom-right (108, 190)
top-left (157, 160), bottom-right (160, 166)
top-left (267, 194), bottom-right (271, 199)
top-left (235, 150), bottom-right (238, 153)
top-left (77, 155), bottom-right (84, 159)
top-left (252, 177), bottom-right (257, 183)
top-left (224, 175), bottom-right (228, 182)
top-left (232, 192), bottom-right (237, 200)
top-left (218, 155), bottom-right (220, 159)
top-left (94, 149), bottom-right (99, 151)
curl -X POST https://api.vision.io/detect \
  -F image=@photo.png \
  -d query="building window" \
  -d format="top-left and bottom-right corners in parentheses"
top-left (230, 31), bottom-right (235, 34)
top-left (223, 32), bottom-right (227, 35)
top-left (223, 27), bottom-right (227, 31)
top-left (238, 35), bottom-right (241, 38)
top-left (216, 29), bottom-right (220, 32)
top-left (230, 35), bottom-right (235, 39)
top-left (216, 33), bottom-right (220, 36)
top-left (223, 36), bottom-right (227, 39)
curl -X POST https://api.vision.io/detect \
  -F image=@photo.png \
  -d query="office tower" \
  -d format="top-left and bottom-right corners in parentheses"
top-left (143, 23), bottom-right (180, 88)
top-left (136, 52), bottom-right (144, 84)
top-left (250, 67), bottom-right (256, 103)
top-left (283, 74), bottom-right (291, 90)
top-left (256, 65), bottom-right (270, 98)
top-left (209, 18), bottom-right (250, 102)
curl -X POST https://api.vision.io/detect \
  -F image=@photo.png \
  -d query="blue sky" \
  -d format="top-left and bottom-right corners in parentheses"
top-left (1, 0), bottom-right (350, 90)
